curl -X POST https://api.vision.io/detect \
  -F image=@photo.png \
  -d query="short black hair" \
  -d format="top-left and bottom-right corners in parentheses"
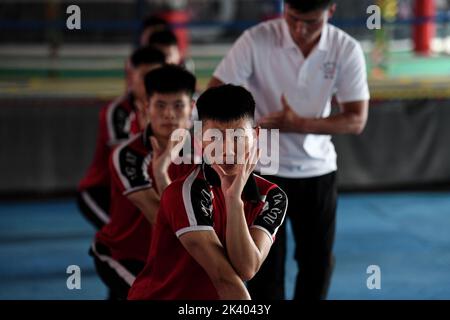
top-left (196, 85), bottom-right (255, 122)
top-left (130, 46), bottom-right (166, 68)
top-left (284, 0), bottom-right (334, 13)
top-left (144, 64), bottom-right (196, 98)
top-left (147, 29), bottom-right (179, 47)
top-left (141, 14), bottom-right (169, 31)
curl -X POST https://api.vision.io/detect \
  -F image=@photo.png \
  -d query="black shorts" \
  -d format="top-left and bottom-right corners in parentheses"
top-left (248, 171), bottom-right (338, 300)
top-left (77, 187), bottom-right (110, 229)
top-left (89, 242), bottom-right (145, 300)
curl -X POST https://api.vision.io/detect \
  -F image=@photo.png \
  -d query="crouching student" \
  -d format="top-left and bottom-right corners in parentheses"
top-left (128, 84), bottom-right (288, 300)
top-left (90, 65), bottom-right (197, 300)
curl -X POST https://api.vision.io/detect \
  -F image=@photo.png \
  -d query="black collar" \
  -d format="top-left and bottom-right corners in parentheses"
top-left (202, 163), bottom-right (262, 203)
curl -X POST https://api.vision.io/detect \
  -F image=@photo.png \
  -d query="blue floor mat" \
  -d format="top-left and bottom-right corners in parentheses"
top-left (1, 192), bottom-right (450, 300)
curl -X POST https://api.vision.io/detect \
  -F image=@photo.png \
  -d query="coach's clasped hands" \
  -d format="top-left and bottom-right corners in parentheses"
top-left (258, 94), bottom-right (307, 133)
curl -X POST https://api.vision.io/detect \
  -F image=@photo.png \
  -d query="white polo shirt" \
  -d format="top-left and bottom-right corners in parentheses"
top-left (213, 18), bottom-right (370, 178)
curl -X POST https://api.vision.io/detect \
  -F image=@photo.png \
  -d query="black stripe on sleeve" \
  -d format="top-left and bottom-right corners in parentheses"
top-left (118, 146), bottom-right (152, 189)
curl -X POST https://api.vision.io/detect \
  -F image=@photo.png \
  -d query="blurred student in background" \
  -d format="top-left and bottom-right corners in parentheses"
top-left (77, 47), bottom-right (166, 229)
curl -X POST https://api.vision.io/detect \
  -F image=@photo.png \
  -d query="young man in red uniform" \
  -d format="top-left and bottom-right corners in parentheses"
top-left (90, 65), bottom-right (196, 300)
top-left (128, 84), bottom-right (288, 300)
top-left (77, 47), bottom-right (166, 229)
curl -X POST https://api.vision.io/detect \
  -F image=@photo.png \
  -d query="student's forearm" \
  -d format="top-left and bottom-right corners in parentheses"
top-left (180, 230), bottom-right (251, 300)
top-left (139, 197), bottom-right (160, 225)
top-left (153, 172), bottom-right (171, 196)
top-left (225, 197), bottom-right (262, 281)
top-left (213, 273), bottom-right (251, 300)
top-left (128, 189), bottom-right (160, 225)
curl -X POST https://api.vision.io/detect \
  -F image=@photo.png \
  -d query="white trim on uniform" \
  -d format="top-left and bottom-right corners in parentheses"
top-left (252, 173), bottom-right (272, 201)
top-left (90, 242), bottom-right (136, 286)
top-left (175, 225), bottom-right (215, 238)
top-left (249, 225), bottom-right (274, 244)
top-left (122, 184), bottom-right (153, 196)
top-left (252, 173), bottom-right (270, 183)
top-left (182, 166), bottom-right (201, 227)
top-left (80, 190), bottom-right (110, 224)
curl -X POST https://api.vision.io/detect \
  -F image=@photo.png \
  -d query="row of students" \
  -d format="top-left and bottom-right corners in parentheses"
top-left (78, 26), bottom-right (288, 298)
top-left (83, 63), bottom-right (287, 299)
top-left (84, 63), bottom-right (288, 299)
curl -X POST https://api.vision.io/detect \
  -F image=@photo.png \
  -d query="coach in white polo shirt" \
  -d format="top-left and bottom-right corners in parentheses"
top-left (209, 0), bottom-right (369, 300)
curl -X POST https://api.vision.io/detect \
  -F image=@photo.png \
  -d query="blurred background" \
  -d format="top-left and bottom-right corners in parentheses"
top-left (1, 0), bottom-right (450, 299)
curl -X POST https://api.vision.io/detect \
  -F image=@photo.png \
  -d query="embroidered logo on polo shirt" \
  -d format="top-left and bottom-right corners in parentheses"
top-left (322, 62), bottom-right (337, 79)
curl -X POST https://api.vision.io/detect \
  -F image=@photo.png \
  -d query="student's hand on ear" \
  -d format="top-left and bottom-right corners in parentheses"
top-left (150, 136), bottom-right (175, 178)
top-left (258, 94), bottom-right (306, 132)
top-left (212, 143), bottom-right (261, 201)
top-left (150, 132), bottom-right (187, 179)
top-left (135, 100), bottom-right (150, 130)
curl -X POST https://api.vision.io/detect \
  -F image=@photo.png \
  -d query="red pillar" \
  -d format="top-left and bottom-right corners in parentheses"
top-left (413, 0), bottom-right (435, 56)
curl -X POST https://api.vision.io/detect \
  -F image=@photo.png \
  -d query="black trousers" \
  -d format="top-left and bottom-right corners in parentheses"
top-left (248, 171), bottom-right (338, 300)
top-left (76, 187), bottom-right (110, 229)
